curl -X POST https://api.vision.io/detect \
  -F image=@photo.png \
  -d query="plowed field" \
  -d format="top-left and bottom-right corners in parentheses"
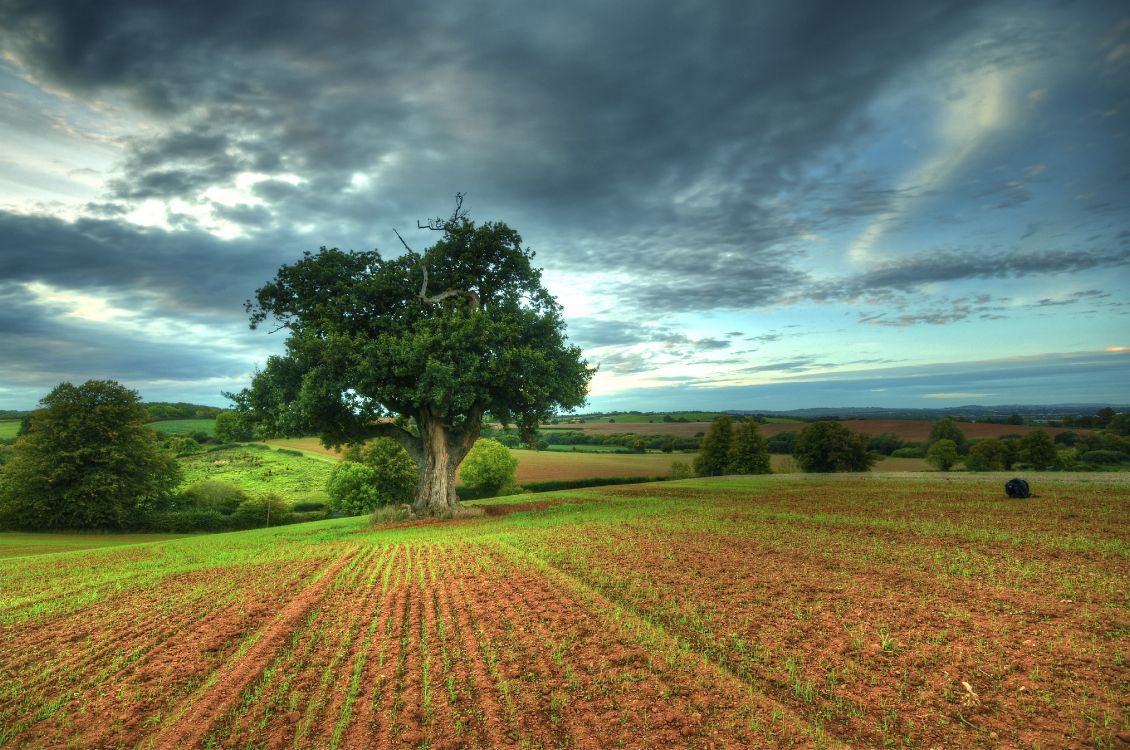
top-left (2, 474), bottom-right (1127, 749)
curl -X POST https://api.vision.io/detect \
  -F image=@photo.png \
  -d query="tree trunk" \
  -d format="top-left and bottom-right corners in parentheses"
top-left (412, 411), bottom-right (480, 517)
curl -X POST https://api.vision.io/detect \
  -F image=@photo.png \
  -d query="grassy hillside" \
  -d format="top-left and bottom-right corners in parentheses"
top-left (0, 420), bottom-right (20, 440)
top-left (1, 475), bottom-right (1125, 748)
top-left (177, 445), bottom-right (336, 504)
top-left (148, 418), bottom-right (217, 436)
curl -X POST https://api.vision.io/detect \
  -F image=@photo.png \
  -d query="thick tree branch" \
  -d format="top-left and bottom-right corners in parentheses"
top-left (360, 422), bottom-right (424, 464)
top-left (393, 227), bottom-right (480, 311)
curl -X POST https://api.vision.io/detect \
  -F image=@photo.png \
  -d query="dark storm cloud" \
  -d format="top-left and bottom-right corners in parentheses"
top-left (0, 210), bottom-right (300, 314)
top-left (808, 246), bottom-right (1130, 304)
top-left (0, 0), bottom-right (995, 252)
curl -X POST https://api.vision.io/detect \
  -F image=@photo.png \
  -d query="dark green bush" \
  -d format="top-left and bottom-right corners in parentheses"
top-left (891, 446), bottom-right (925, 459)
top-left (148, 509), bottom-right (228, 533)
top-left (275, 448), bottom-right (305, 457)
top-left (291, 500), bottom-right (328, 512)
top-left (178, 480), bottom-right (249, 515)
top-left (1078, 450), bottom-right (1128, 465)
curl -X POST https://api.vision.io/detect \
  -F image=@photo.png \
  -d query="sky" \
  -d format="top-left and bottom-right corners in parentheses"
top-left (0, 0), bottom-right (1127, 412)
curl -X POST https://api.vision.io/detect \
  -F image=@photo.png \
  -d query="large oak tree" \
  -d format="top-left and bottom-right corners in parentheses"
top-left (231, 201), bottom-right (592, 517)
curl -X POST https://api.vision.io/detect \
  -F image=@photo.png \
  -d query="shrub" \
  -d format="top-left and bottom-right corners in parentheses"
top-left (795, 421), bottom-right (877, 473)
top-left (926, 439), bottom-right (959, 471)
top-left (327, 462), bottom-right (380, 515)
top-left (229, 493), bottom-right (290, 529)
top-left (868, 432), bottom-right (906, 456)
top-left (178, 480), bottom-right (249, 515)
top-left (964, 439), bottom-right (1006, 471)
top-left (460, 439), bottom-right (519, 496)
top-left (1078, 450), bottom-right (1128, 465)
top-left (343, 437), bottom-right (417, 506)
top-left (727, 419), bottom-right (771, 474)
top-left (214, 410), bottom-right (254, 442)
top-left (928, 417), bottom-right (966, 450)
top-left (1019, 430), bottom-right (1059, 470)
top-left (766, 431), bottom-right (798, 454)
top-left (148, 509), bottom-right (228, 533)
top-left (670, 461), bottom-right (693, 480)
top-left (275, 448), bottom-right (305, 457)
top-left (693, 416), bottom-right (733, 476)
top-left (891, 446), bottom-right (925, 459)
top-left (291, 500), bottom-right (328, 513)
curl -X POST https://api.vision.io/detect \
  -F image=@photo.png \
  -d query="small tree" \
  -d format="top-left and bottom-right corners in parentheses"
top-left (327, 462), bottom-right (381, 515)
top-left (0, 380), bottom-right (181, 530)
top-left (727, 419), bottom-right (771, 474)
top-left (928, 417), bottom-right (966, 450)
top-left (344, 437), bottom-right (417, 507)
top-left (1019, 430), bottom-right (1059, 469)
top-left (215, 410), bottom-right (254, 442)
top-left (460, 438), bottom-right (519, 496)
top-left (926, 439), bottom-right (959, 471)
top-left (795, 421), bottom-right (876, 473)
top-left (693, 416), bottom-right (733, 477)
top-left (964, 439), bottom-right (1006, 471)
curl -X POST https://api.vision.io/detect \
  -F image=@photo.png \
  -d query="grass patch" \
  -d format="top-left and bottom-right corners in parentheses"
top-left (177, 445), bottom-right (334, 504)
top-left (0, 420), bottom-right (21, 440)
top-left (148, 418), bottom-right (216, 436)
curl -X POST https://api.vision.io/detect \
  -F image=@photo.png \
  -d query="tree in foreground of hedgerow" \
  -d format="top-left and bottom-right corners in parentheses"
top-left (727, 419), bottom-right (771, 474)
top-left (327, 462), bottom-right (381, 515)
top-left (343, 437), bottom-right (417, 507)
top-left (214, 410), bottom-right (254, 442)
top-left (459, 438), bottom-right (519, 496)
top-left (693, 416), bottom-right (733, 476)
top-left (229, 197), bottom-right (593, 517)
top-left (928, 416), bottom-right (966, 450)
top-left (794, 421), bottom-right (877, 473)
top-left (0, 380), bottom-right (182, 530)
top-left (926, 439), bottom-right (959, 471)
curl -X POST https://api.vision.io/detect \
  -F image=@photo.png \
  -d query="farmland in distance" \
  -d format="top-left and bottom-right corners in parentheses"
top-left (1, 474), bottom-right (1126, 749)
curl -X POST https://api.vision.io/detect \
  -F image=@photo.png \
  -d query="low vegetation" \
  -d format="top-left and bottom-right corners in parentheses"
top-left (0, 475), bottom-right (1125, 748)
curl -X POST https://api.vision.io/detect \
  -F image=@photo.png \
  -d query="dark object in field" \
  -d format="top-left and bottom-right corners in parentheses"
top-left (1005, 477), bottom-right (1031, 499)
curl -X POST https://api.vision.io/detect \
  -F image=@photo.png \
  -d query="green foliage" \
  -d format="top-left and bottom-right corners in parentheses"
top-left (868, 432), bottom-right (906, 456)
top-left (693, 416), bottom-right (733, 477)
top-left (927, 417), bottom-right (966, 449)
top-left (229, 493), bottom-right (291, 529)
top-left (0, 380), bottom-right (182, 530)
top-left (727, 419), bottom-right (771, 474)
top-left (794, 421), bottom-right (877, 473)
top-left (0, 420), bottom-right (21, 440)
top-left (178, 480), bottom-right (249, 515)
top-left (326, 462), bottom-right (381, 515)
top-left (1078, 449), bottom-right (1128, 465)
top-left (670, 461), bottom-right (693, 480)
top-left (891, 445), bottom-right (925, 459)
top-left (1019, 430), bottom-right (1059, 469)
top-left (343, 437), bottom-right (417, 506)
top-left (148, 509), bottom-right (229, 533)
top-left (229, 206), bottom-right (593, 516)
top-left (964, 439), bottom-right (1007, 471)
top-left (145, 402), bottom-right (223, 421)
top-left (177, 446), bottom-right (333, 505)
top-left (214, 410), bottom-right (254, 442)
top-left (765, 431), bottom-right (798, 454)
top-left (147, 419), bottom-right (217, 436)
top-left (926, 439), bottom-right (959, 471)
top-left (1108, 413), bottom-right (1130, 436)
top-left (165, 435), bottom-right (203, 457)
top-left (460, 438), bottom-right (519, 496)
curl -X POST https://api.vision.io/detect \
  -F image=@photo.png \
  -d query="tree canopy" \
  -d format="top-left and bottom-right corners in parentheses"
top-left (0, 380), bottom-right (181, 530)
top-left (231, 201), bottom-right (592, 516)
top-left (794, 421), bottom-right (877, 473)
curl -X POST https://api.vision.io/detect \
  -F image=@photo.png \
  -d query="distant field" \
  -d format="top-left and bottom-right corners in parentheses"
top-left (1, 474), bottom-right (1125, 748)
top-left (148, 418), bottom-right (216, 436)
top-left (0, 420), bottom-right (20, 440)
top-left (0, 532), bottom-right (187, 559)
top-left (544, 418), bottom-right (1080, 441)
